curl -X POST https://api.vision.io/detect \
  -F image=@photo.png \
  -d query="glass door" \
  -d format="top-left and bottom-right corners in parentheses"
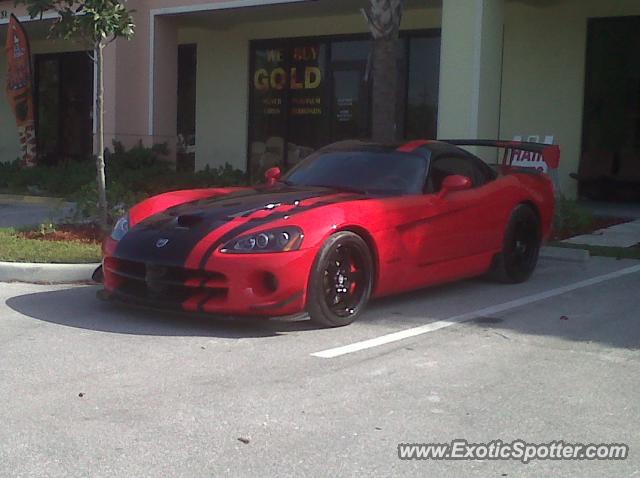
top-left (330, 40), bottom-right (371, 142)
top-left (581, 16), bottom-right (640, 200)
top-left (35, 51), bottom-right (93, 165)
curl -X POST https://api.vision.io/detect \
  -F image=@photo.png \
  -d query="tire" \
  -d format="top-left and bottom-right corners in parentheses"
top-left (307, 231), bottom-right (374, 327)
top-left (490, 204), bottom-right (541, 284)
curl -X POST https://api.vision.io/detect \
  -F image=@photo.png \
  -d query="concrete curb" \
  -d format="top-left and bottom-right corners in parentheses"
top-left (0, 194), bottom-right (66, 206)
top-left (0, 261), bottom-right (100, 284)
top-left (540, 246), bottom-right (590, 263)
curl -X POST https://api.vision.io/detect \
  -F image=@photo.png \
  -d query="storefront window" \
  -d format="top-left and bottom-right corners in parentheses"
top-left (287, 42), bottom-right (328, 167)
top-left (249, 46), bottom-right (288, 181)
top-left (248, 31), bottom-right (440, 180)
top-left (405, 35), bottom-right (441, 140)
top-left (331, 40), bottom-right (371, 142)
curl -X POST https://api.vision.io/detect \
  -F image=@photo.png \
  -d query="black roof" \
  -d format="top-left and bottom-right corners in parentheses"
top-left (316, 140), bottom-right (465, 158)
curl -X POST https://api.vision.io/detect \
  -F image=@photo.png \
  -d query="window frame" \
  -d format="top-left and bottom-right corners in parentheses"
top-left (424, 152), bottom-right (497, 194)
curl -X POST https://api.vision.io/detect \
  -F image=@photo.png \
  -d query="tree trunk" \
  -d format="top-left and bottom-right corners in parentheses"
top-left (371, 37), bottom-right (399, 144)
top-left (363, 0), bottom-right (404, 144)
top-left (95, 43), bottom-right (108, 228)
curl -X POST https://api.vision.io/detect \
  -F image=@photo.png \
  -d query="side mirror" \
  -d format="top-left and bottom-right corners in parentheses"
top-left (265, 167), bottom-right (281, 186)
top-left (438, 174), bottom-right (472, 198)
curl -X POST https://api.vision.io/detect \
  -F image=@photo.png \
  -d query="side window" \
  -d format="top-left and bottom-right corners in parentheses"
top-left (426, 156), bottom-right (476, 193)
top-left (425, 155), bottom-right (496, 193)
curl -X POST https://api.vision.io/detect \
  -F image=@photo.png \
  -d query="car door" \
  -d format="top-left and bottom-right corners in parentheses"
top-left (414, 153), bottom-right (500, 269)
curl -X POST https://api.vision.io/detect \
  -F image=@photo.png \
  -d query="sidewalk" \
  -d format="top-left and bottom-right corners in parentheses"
top-left (0, 195), bottom-right (76, 228)
top-left (563, 219), bottom-right (640, 248)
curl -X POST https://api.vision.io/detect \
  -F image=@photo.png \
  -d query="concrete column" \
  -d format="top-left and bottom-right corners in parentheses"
top-left (150, 15), bottom-right (178, 160)
top-left (437, 0), bottom-right (504, 141)
top-left (111, 3), bottom-right (153, 150)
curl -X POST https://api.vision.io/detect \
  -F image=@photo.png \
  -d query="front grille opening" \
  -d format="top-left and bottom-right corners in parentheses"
top-left (106, 258), bottom-right (228, 306)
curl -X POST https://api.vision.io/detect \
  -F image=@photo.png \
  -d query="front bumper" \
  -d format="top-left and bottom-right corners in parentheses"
top-left (101, 238), bottom-right (318, 317)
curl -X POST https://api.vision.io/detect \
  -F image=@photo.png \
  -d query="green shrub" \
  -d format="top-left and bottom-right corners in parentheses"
top-left (72, 181), bottom-right (149, 220)
top-left (72, 141), bottom-right (246, 221)
top-left (0, 158), bottom-right (94, 196)
top-left (2, 141), bottom-right (247, 222)
top-left (554, 195), bottom-right (594, 236)
top-left (0, 160), bottom-right (20, 189)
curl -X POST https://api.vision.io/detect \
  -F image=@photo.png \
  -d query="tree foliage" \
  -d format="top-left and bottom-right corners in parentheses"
top-left (362, 0), bottom-right (404, 40)
top-left (17, 0), bottom-right (134, 47)
top-left (16, 0), bottom-right (135, 227)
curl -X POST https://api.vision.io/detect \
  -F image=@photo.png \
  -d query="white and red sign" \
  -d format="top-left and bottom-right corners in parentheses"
top-left (508, 135), bottom-right (554, 172)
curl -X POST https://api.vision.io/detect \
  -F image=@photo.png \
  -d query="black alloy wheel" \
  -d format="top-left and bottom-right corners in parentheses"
top-left (307, 231), bottom-right (373, 327)
top-left (490, 204), bottom-right (542, 283)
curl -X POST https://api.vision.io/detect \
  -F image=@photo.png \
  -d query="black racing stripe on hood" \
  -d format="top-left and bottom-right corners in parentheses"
top-left (114, 187), bottom-right (338, 266)
top-left (196, 193), bottom-right (367, 269)
top-left (163, 186), bottom-right (335, 220)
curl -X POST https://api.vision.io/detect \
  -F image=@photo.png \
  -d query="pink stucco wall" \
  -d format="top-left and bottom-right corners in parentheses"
top-left (1, 0), bottom-right (279, 159)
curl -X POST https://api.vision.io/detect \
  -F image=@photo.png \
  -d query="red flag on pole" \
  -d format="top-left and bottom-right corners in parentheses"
top-left (5, 14), bottom-right (37, 167)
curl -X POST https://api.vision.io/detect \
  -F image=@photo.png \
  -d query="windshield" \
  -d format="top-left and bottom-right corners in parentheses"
top-left (283, 151), bottom-right (428, 195)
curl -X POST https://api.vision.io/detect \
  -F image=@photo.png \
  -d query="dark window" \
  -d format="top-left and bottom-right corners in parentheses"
top-left (177, 44), bottom-right (197, 172)
top-left (285, 150), bottom-right (427, 195)
top-left (330, 40), bottom-right (371, 142)
top-left (35, 51), bottom-right (94, 165)
top-left (581, 16), bottom-right (640, 200)
top-left (426, 155), bottom-right (493, 193)
top-left (405, 35), bottom-right (441, 140)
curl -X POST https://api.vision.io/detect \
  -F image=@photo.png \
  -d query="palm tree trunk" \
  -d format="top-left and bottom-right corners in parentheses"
top-left (95, 43), bottom-right (108, 228)
top-left (363, 0), bottom-right (404, 144)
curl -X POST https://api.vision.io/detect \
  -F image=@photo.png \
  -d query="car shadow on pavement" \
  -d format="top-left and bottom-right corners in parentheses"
top-left (359, 271), bottom-right (640, 350)
top-left (464, 309), bottom-right (640, 351)
top-left (6, 285), bottom-right (318, 338)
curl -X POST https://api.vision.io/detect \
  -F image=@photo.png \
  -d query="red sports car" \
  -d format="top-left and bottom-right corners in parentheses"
top-left (97, 139), bottom-right (559, 327)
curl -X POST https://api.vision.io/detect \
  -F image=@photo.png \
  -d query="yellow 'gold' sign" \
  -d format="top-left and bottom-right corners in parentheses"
top-left (254, 46), bottom-right (322, 91)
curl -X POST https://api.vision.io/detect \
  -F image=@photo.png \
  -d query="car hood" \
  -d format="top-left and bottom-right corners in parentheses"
top-left (114, 185), bottom-right (366, 266)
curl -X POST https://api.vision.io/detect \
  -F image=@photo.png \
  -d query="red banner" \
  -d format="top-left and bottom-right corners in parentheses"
top-left (5, 14), bottom-right (36, 166)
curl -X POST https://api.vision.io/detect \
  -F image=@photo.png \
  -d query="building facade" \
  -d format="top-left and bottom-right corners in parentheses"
top-left (2, 0), bottom-right (640, 199)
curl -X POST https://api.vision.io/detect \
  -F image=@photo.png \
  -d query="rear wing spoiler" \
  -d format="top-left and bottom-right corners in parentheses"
top-left (441, 139), bottom-right (560, 171)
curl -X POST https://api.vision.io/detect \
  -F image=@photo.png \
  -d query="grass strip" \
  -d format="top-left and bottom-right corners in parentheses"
top-left (0, 228), bottom-right (101, 263)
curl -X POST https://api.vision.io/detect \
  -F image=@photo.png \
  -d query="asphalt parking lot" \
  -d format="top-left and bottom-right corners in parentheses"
top-left (1, 256), bottom-right (639, 477)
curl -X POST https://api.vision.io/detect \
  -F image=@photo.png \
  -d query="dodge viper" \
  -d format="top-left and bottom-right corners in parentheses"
top-left (96, 139), bottom-right (560, 327)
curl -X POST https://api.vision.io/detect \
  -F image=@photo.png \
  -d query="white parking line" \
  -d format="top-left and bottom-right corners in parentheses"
top-left (311, 263), bottom-right (640, 359)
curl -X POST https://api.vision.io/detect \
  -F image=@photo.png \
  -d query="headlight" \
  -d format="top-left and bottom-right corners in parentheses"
top-left (221, 227), bottom-right (304, 253)
top-left (111, 214), bottom-right (129, 241)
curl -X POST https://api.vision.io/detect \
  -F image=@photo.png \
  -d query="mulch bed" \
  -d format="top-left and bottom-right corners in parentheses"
top-left (19, 224), bottom-right (106, 244)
